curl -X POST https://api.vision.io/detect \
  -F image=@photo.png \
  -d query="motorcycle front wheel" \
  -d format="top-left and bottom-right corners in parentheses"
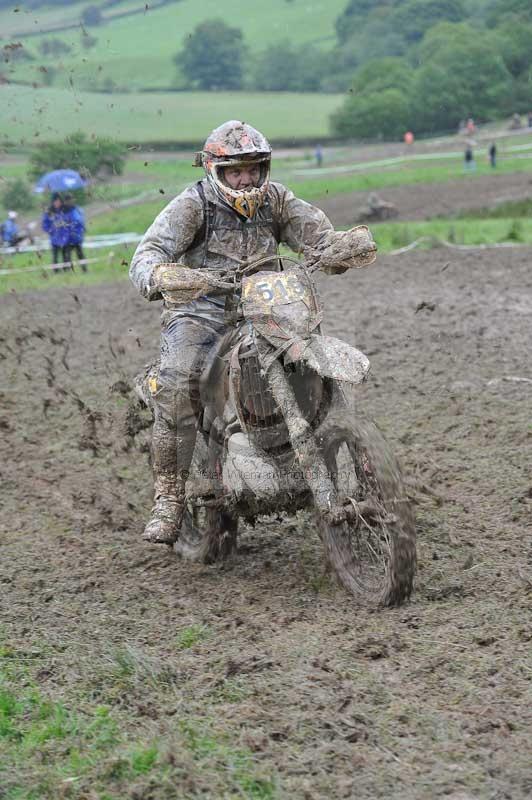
top-left (316, 411), bottom-right (416, 607)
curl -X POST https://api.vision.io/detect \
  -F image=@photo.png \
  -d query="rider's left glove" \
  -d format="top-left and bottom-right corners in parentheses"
top-left (306, 226), bottom-right (378, 275)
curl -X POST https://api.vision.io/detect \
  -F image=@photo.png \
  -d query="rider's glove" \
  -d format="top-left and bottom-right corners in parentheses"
top-left (151, 263), bottom-right (232, 303)
top-left (305, 226), bottom-right (377, 275)
top-left (152, 263), bottom-right (207, 292)
top-left (150, 263), bottom-right (211, 302)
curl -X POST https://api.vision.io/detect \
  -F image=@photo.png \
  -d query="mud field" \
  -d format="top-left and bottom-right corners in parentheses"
top-left (319, 171), bottom-right (532, 225)
top-left (1, 246), bottom-right (531, 798)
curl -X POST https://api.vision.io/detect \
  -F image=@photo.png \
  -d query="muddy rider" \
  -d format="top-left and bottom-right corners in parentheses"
top-left (130, 120), bottom-right (373, 545)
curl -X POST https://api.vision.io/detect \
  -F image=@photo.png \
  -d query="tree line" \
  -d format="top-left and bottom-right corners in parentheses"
top-left (174, 20), bottom-right (333, 94)
top-left (176, 0), bottom-right (532, 139)
top-left (331, 0), bottom-right (532, 138)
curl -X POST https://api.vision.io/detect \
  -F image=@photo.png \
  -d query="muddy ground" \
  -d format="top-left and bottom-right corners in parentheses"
top-left (318, 170), bottom-right (532, 226)
top-left (1, 247), bottom-right (531, 798)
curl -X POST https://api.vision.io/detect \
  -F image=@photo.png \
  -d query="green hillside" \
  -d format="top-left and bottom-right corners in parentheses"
top-left (1, 0), bottom-right (346, 92)
top-left (0, 84), bottom-right (343, 144)
top-left (0, 0), bottom-right (93, 37)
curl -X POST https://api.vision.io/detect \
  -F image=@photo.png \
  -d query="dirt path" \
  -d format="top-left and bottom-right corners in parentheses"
top-left (82, 168), bottom-right (532, 230)
top-left (318, 170), bottom-right (532, 226)
top-left (1, 248), bottom-right (531, 798)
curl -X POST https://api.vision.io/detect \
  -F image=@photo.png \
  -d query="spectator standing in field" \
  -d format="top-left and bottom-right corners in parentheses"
top-left (1, 211), bottom-right (24, 248)
top-left (528, 111), bottom-right (532, 128)
top-left (466, 118), bottom-right (476, 135)
top-left (63, 193), bottom-right (87, 272)
top-left (42, 193), bottom-right (70, 271)
top-left (489, 143), bottom-right (497, 168)
top-left (464, 144), bottom-right (475, 172)
top-left (315, 144), bottom-right (323, 168)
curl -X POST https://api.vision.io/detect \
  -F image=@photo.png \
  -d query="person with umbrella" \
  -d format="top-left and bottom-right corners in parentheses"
top-left (63, 193), bottom-right (87, 272)
top-left (36, 172), bottom-right (87, 271)
top-left (42, 193), bottom-right (71, 271)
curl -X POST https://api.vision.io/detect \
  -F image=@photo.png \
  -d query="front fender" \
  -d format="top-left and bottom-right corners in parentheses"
top-left (284, 334), bottom-right (370, 384)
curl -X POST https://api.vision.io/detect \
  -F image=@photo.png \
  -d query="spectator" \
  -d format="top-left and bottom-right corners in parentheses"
top-left (63, 193), bottom-right (87, 272)
top-left (528, 111), bottom-right (532, 128)
top-left (315, 143), bottom-right (323, 168)
top-left (41, 193), bottom-right (70, 271)
top-left (1, 211), bottom-right (25, 248)
top-left (464, 145), bottom-right (475, 172)
top-left (489, 143), bottom-right (497, 168)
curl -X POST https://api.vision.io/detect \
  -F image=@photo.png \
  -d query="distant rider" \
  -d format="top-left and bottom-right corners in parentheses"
top-left (130, 120), bottom-right (371, 545)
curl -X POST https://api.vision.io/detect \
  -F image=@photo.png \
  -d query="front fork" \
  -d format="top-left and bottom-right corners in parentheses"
top-left (258, 341), bottom-right (348, 525)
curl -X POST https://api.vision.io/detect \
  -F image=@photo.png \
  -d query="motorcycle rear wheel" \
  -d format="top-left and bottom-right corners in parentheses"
top-left (316, 412), bottom-right (416, 607)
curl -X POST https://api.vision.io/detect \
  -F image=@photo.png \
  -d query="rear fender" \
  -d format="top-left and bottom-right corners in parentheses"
top-left (284, 334), bottom-right (370, 384)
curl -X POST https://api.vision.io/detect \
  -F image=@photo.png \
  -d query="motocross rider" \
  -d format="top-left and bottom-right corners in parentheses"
top-left (130, 119), bottom-right (371, 545)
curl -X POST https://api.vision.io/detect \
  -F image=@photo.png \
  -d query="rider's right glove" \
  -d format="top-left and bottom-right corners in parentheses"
top-left (148, 263), bottom-right (211, 303)
top-left (150, 263), bottom-right (232, 303)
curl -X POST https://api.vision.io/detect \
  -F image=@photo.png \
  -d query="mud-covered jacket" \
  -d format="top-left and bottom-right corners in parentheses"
top-left (129, 179), bottom-right (334, 303)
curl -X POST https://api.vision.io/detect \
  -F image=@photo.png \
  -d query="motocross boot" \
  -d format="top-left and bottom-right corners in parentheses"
top-left (142, 472), bottom-right (185, 545)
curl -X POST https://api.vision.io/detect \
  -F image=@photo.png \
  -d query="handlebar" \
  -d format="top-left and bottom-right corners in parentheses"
top-left (157, 226), bottom-right (376, 303)
top-left (158, 254), bottom-right (313, 304)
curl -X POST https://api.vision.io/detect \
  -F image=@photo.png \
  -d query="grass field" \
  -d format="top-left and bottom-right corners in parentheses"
top-left (0, 245), bottom-right (134, 295)
top-left (0, 630), bottom-right (278, 798)
top-left (5, 142), bottom-right (532, 211)
top-left (288, 154), bottom-right (532, 200)
top-left (0, 0), bottom-right (91, 37)
top-left (371, 216), bottom-right (532, 251)
top-left (2, 0), bottom-right (345, 91)
top-left (0, 1), bottom-right (162, 37)
top-left (5, 140), bottom-right (532, 213)
top-left (74, 151), bottom-right (532, 217)
top-left (100, 144), bottom-right (532, 205)
top-left (0, 85), bottom-right (344, 145)
top-left (4, 213), bottom-right (532, 296)
top-left (4, 130), bottom-right (532, 295)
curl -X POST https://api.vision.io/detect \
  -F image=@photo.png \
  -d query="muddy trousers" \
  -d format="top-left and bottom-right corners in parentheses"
top-left (146, 298), bottom-right (227, 540)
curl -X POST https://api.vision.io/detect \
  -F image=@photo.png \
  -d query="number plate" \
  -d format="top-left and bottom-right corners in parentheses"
top-left (242, 271), bottom-right (311, 310)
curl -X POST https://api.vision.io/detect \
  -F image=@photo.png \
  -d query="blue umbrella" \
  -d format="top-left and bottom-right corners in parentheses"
top-left (34, 169), bottom-right (88, 194)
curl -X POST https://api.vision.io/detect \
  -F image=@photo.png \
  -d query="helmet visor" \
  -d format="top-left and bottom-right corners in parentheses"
top-left (212, 157), bottom-right (270, 190)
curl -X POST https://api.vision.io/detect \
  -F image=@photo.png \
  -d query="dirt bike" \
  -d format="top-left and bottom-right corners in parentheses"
top-left (136, 253), bottom-right (416, 607)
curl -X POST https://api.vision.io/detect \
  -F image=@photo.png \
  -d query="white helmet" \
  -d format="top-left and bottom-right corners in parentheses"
top-left (198, 120), bottom-right (271, 219)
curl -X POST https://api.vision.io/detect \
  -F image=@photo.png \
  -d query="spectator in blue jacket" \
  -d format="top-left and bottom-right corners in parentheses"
top-left (63, 193), bottom-right (87, 272)
top-left (1, 211), bottom-right (24, 248)
top-left (42, 193), bottom-right (70, 271)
